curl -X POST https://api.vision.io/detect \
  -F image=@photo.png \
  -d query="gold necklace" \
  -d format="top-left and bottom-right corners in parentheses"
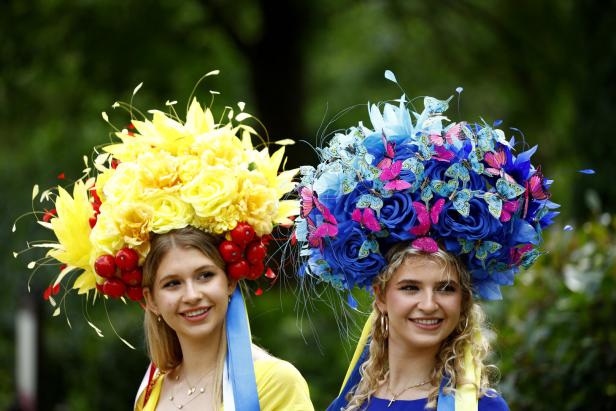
top-left (386, 377), bottom-right (431, 408)
top-left (168, 367), bottom-right (213, 409)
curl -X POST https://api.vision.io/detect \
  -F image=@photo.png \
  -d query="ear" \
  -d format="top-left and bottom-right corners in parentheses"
top-left (142, 287), bottom-right (160, 316)
top-left (373, 284), bottom-right (387, 314)
top-left (227, 278), bottom-right (238, 297)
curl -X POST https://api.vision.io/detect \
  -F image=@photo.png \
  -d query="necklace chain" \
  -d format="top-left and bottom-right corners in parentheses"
top-left (386, 377), bottom-right (431, 408)
top-left (168, 366), bottom-right (213, 409)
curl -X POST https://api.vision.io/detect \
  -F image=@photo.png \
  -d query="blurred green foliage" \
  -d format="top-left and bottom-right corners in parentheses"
top-left (2, 0), bottom-right (616, 410)
top-left (488, 213), bottom-right (616, 410)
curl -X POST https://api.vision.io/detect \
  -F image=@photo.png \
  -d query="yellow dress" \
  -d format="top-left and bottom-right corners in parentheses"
top-left (135, 357), bottom-right (314, 411)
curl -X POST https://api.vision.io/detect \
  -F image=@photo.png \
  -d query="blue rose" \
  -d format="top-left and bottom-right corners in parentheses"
top-left (379, 191), bottom-right (417, 242)
top-left (323, 221), bottom-right (386, 289)
top-left (434, 197), bottom-right (503, 242)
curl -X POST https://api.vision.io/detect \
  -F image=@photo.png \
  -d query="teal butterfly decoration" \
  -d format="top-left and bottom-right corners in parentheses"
top-left (358, 238), bottom-right (379, 259)
top-left (458, 238), bottom-right (475, 254)
top-left (430, 179), bottom-right (459, 197)
top-left (496, 178), bottom-right (525, 199)
top-left (356, 194), bottom-right (383, 213)
top-left (424, 96), bottom-right (452, 114)
top-left (451, 188), bottom-right (472, 217)
top-left (466, 150), bottom-right (485, 174)
top-left (445, 162), bottom-right (470, 184)
top-left (475, 126), bottom-right (496, 153)
top-left (482, 192), bottom-right (504, 219)
top-left (475, 241), bottom-right (502, 261)
top-left (402, 157), bottom-right (425, 181)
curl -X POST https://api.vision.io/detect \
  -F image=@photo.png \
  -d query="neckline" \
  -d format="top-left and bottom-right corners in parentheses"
top-left (371, 396), bottom-right (427, 403)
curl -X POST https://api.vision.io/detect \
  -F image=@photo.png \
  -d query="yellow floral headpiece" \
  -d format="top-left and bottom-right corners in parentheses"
top-left (20, 76), bottom-right (298, 311)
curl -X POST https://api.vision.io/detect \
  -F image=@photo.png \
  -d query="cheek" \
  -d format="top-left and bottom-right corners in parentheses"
top-left (385, 290), bottom-right (414, 317)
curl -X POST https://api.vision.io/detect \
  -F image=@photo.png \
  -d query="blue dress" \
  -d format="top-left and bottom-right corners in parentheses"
top-left (361, 394), bottom-right (509, 410)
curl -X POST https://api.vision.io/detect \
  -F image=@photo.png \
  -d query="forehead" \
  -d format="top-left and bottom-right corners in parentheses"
top-left (391, 256), bottom-right (458, 283)
top-left (156, 246), bottom-right (220, 274)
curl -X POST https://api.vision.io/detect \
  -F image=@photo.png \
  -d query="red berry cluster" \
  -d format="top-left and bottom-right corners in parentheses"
top-left (89, 188), bottom-right (102, 228)
top-left (94, 247), bottom-right (143, 301)
top-left (219, 222), bottom-right (269, 281)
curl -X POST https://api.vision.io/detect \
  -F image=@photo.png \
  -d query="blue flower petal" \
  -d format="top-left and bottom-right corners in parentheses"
top-left (578, 169), bottom-right (595, 174)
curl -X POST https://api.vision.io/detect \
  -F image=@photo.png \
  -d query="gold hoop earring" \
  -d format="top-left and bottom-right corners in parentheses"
top-left (380, 312), bottom-right (389, 339)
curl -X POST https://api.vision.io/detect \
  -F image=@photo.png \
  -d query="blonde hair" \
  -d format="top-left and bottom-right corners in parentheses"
top-left (142, 226), bottom-right (227, 409)
top-left (344, 244), bottom-right (497, 410)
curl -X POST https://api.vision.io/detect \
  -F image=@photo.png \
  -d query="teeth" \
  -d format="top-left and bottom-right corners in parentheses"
top-left (414, 319), bottom-right (439, 325)
top-left (184, 308), bottom-right (209, 317)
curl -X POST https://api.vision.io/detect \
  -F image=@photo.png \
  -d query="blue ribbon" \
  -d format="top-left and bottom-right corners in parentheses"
top-left (437, 377), bottom-right (455, 411)
top-left (226, 288), bottom-right (260, 411)
top-left (326, 343), bottom-right (370, 411)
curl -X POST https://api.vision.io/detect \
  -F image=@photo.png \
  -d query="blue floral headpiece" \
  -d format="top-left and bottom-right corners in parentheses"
top-left (294, 75), bottom-right (559, 300)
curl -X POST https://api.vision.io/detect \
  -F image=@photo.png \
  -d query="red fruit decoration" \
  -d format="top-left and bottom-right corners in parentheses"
top-left (126, 286), bottom-right (143, 301)
top-left (247, 262), bottom-right (264, 280)
top-left (102, 278), bottom-right (126, 298)
top-left (246, 241), bottom-right (267, 264)
top-left (121, 269), bottom-right (143, 286)
top-left (219, 241), bottom-right (243, 263)
top-left (228, 260), bottom-right (250, 281)
top-left (115, 247), bottom-right (139, 272)
top-left (230, 222), bottom-right (255, 246)
top-left (94, 255), bottom-right (116, 278)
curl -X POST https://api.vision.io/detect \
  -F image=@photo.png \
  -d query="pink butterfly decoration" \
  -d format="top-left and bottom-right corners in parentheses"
top-left (377, 132), bottom-right (396, 170)
top-left (433, 145), bottom-right (455, 162)
top-left (299, 186), bottom-right (315, 218)
top-left (430, 134), bottom-right (444, 146)
top-left (384, 179), bottom-right (412, 191)
top-left (500, 200), bottom-right (519, 222)
top-left (352, 208), bottom-right (381, 232)
top-left (380, 160), bottom-right (412, 191)
top-left (510, 244), bottom-right (533, 266)
top-left (484, 150), bottom-right (506, 176)
top-left (411, 237), bottom-right (439, 253)
top-left (522, 168), bottom-right (550, 218)
top-left (444, 122), bottom-right (466, 145)
top-left (380, 160), bottom-right (403, 181)
top-left (409, 199), bottom-right (445, 236)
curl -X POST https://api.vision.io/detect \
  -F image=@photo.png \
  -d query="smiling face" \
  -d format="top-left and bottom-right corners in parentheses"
top-left (376, 255), bottom-right (462, 354)
top-left (143, 246), bottom-right (236, 345)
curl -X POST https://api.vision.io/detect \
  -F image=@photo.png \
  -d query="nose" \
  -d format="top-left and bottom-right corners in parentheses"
top-left (417, 290), bottom-right (438, 312)
top-left (182, 280), bottom-right (202, 304)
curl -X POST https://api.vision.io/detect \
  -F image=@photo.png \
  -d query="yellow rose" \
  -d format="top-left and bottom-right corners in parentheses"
top-left (102, 162), bottom-right (144, 204)
top-left (194, 204), bottom-right (240, 234)
top-left (146, 190), bottom-right (194, 234)
top-left (178, 154), bottom-right (202, 184)
top-left (181, 166), bottom-right (238, 220)
top-left (195, 127), bottom-right (247, 168)
top-left (136, 151), bottom-right (180, 190)
top-left (238, 171), bottom-right (278, 236)
top-left (89, 210), bottom-right (123, 257)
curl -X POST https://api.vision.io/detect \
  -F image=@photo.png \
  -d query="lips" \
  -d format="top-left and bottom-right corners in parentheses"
top-left (180, 306), bottom-right (211, 321)
top-left (410, 318), bottom-right (442, 330)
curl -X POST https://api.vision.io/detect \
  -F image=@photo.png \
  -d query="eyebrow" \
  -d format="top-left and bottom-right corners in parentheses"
top-left (396, 279), bottom-right (460, 287)
top-left (157, 264), bottom-right (220, 285)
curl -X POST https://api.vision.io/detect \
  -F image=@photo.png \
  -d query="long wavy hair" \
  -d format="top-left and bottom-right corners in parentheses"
top-left (343, 244), bottom-right (497, 410)
top-left (142, 226), bottom-right (227, 409)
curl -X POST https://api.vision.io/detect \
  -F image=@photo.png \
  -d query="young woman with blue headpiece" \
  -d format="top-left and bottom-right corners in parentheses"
top-left (20, 73), bottom-right (314, 411)
top-left (293, 71), bottom-right (559, 410)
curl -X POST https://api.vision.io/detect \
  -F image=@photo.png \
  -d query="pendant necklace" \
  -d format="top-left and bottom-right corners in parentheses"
top-left (386, 377), bottom-right (431, 408)
top-left (168, 366), bottom-right (214, 409)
